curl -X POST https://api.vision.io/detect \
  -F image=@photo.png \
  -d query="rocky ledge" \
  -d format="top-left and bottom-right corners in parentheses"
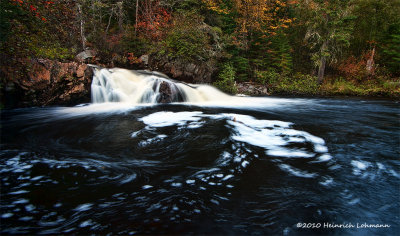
top-left (2, 59), bottom-right (93, 108)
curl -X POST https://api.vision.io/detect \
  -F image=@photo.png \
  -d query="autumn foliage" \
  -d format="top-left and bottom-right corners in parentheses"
top-left (1, 0), bottom-right (399, 98)
top-left (136, 0), bottom-right (171, 40)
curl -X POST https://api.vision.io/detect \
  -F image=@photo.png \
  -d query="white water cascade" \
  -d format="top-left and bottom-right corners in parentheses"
top-left (91, 67), bottom-right (231, 104)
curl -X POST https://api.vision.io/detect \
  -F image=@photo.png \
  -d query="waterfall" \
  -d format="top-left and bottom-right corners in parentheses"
top-left (91, 67), bottom-right (231, 104)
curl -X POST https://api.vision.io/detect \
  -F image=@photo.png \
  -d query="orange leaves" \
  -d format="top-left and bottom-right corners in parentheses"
top-left (136, 0), bottom-right (171, 40)
top-left (29, 5), bottom-right (37, 12)
top-left (106, 34), bottom-right (123, 48)
top-left (202, 0), bottom-right (229, 14)
top-left (234, 0), bottom-right (294, 36)
top-left (11, 0), bottom-right (55, 22)
top-left (335, 50), bottom-right (377, 81)
top-left (127, 53), bottom-right (142, 64)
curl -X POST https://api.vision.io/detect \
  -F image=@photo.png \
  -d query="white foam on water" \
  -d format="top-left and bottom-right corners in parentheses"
top-left (140, 111), bottom-right (203, 128)
top-left (53, 103), bottom-right (147, 119)
top-left (74, 203), bottom-right (93, 212)
top-left (9, 190), bottom-right (29, 195)
top-left (278, 164), bottom-right (318, 178)
top-left (314, 144), bottom-right (329, 153)
top-left (317, 154), bottom-right (332, 162)
top-left (223, 114), bottom-right (328, 159)
top-left (79, 219), bottom-right (95, 228)
top-left (130, 130), bottom-right (141, 138)
top-left (1, 213), bottom-right (14, 218)
top-left (25, 204), bottom-right (36, 212)
top-left (267, 148), bottom-right (314, 158)
top-left (12, 199), bottom-right (29, 204)
top-left (171, 183), bottom-right (182, 187)
top-left (351, 160), bottom-right (369, 170)
top-left (137, 111), bottom-right (331, 190)
top-left (348, 198), bottom-right (360, 205)
top-left (142, 185), bottom-right (153, 189)
top-left (351, 160), bottom-right (371, 175)
top-left (319, 177), bottom-right (334, 186)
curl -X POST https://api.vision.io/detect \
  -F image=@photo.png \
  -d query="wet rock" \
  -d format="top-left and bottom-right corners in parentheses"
top-left (158, 81), bottom-right (173, 103)
top-left (237, 82), bottom-right (269, 96)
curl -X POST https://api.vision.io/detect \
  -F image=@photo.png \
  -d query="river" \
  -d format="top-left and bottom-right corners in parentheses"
top-left (1, 69), bottom-right (399, 235)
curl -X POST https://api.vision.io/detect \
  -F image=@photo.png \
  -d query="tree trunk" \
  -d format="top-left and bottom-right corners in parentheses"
top-left (317, 56), bottom-right (326, 84)
top-left (117, 1), bottom-right (124, 32)
top-left (77, 3), bottom-right (87, 50)
top-left (366, 46), bottom-right (376, 76)
top-left (135, 0), bottom-right (139, 35)
top-left (317, 40), bottom-right (328, 84)
top-left (106, 7), bottom-right (114, 35)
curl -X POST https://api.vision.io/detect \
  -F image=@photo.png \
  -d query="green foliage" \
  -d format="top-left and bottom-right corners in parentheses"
top-left (160, 15), bottom-right (209, 62)
top-left (0, 1), bottom-right (21, 43)
top-left (1, 0), bottom-right (399, 99)
top-left (120, 28), bottom-right (151, 56)
top-left (298, 0), bottom-right (354, 82)
top-left (34, 45), bottom-right (74, 61)
top-left (320, 77), bottom-right (400, 97)
top-left (268, 33), bottom-right (293, 74)
top-left (383, 27), bottom-right (400, 75)
top-left (271, 73), bottom-right (319, 95)
top-left (231, 55), bottom-right (250, 82)
top-left (213, 62), bottom-right (238, 94)
top-left (255, 70), bottom-right (280, 85)
top-left (351, 0), bottom-right (400, 52)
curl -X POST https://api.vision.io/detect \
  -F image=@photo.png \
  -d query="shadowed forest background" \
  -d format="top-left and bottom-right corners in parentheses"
top-left (1, 0), bottom-right (399, 100)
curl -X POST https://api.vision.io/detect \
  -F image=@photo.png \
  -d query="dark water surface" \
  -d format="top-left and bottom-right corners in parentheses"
top-left (1, 97), bottom-right (399, 235)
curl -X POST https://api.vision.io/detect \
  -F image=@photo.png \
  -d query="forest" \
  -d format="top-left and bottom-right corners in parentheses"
top-left (1, 0), bottom-right (400, 99)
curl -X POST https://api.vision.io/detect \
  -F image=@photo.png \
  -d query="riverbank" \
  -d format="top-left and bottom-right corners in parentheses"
top-left (1, 59), bottom-right (399, 109)
top-left (236, 74), bottom-right (400, 99)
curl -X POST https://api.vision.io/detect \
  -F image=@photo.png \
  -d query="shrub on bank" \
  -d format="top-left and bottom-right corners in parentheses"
top-left (214, 62), bottom-right (238, 94)
top-left (258, 72), bottom-right (319, 95)
top-left (321, 77), bottom-right (400, 97)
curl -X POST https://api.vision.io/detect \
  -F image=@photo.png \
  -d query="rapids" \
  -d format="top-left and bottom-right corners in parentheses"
top-left (1, 68), bottom-right (399, 235)
top-left (91, 68), bottom-right (231, 104)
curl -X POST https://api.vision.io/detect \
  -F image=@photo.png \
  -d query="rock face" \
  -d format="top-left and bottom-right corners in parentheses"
top-left (148, 55), bottom-right (216, 83)
top-left (237, 82), bottom-right (269, 96)
top-left (1, 59), bottom-right (93, 107)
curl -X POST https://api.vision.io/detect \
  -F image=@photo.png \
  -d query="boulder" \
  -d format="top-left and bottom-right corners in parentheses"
top-left (76, 50), bottom-right (97, 61)
top-left (157, 81), bottom-right (173, 103)
top-left (139, 55), bottom-right (149, 65)
top-left (237, 82), bottom-right (269, 96)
